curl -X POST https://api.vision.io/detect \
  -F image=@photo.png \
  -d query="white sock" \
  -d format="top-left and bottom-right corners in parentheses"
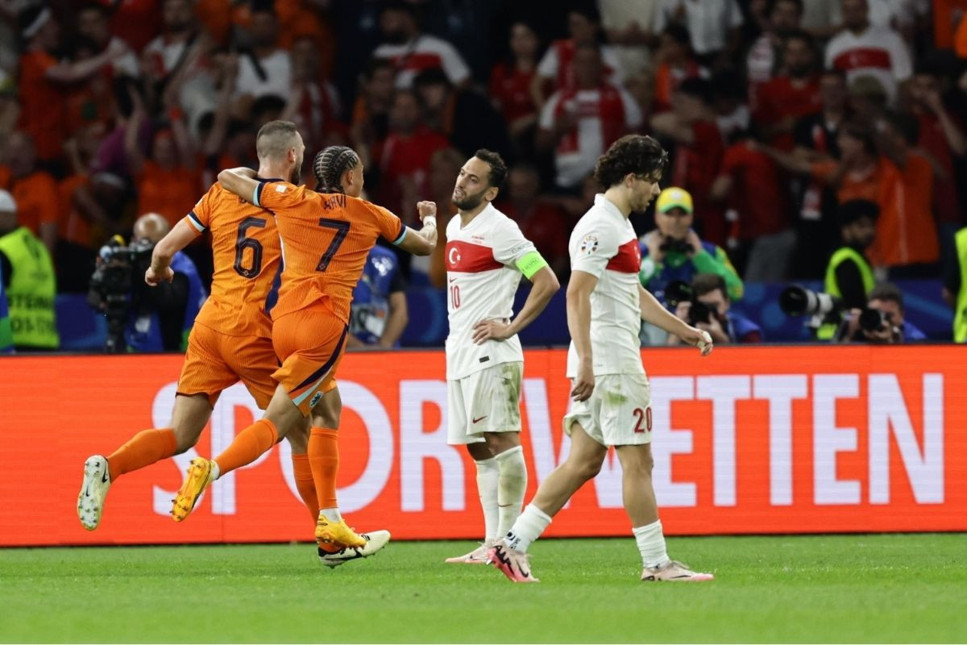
top-left (495, 446), bottom-right (527, 537)
top-left (505, 503), bottom-right (552, 553)
top-left (633, 520), bottom-right (670, 569)
top-left (319, 507), bottom-right (342, 523)
top-left (474, 456), bottom-right (500, 542)
top-left (210, 461), bottom-right (221, 480)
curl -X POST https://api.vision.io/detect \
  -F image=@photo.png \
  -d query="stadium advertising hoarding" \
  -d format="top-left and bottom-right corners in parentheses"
top-left (1, 346), bottom-right (964, 546)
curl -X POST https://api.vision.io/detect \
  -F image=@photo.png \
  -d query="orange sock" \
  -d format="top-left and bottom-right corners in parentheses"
top-left (107, 428), bottom-right (178, 481)
top-left (291, 454), bottom-right (319, 521)
top-left (214, 419), bottom-right (278, 476)
top-left (308, 427), bottom-right (339, 510)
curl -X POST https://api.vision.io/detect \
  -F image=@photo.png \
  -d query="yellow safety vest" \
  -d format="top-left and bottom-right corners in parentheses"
top-left (817, 247), bottom-right (875, 340)
top-left (0, 227), bottom-right (59, 349)
top-left (954, 228), bottom-right (967, 343)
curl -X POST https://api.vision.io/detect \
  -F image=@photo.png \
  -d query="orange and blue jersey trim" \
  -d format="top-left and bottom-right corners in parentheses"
top-left (289, 325), bottom-right (349, 407)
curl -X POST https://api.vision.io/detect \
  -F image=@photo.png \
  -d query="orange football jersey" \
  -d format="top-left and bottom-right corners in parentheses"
top-left (185, 183), bottom-right (281, 338)
top-left (254, 181), bottom-right (404, 322)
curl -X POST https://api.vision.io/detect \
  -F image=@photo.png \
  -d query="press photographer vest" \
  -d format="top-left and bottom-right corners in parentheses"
top-left (0, 227), bottom-right (58, 349)
top-left (0, 263), bottom-right (12, 352)
top-left (954, 229), bottom-right (967, 343)
top-left (818, 247), bottom-right (874, 340)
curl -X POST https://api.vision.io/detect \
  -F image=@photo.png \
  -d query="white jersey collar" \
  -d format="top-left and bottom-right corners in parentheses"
top-left (593, 193), bottom-right (627, 221)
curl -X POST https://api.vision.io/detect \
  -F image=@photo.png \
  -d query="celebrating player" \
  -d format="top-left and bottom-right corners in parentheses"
top-left (442, 150), bottom-right (559, 564)
top-left (76, 122), bottom-right (322, 538)
top-left (170, 132), bottom-right (437, 555)
top-left (488, 135), bottom-right (715, 583)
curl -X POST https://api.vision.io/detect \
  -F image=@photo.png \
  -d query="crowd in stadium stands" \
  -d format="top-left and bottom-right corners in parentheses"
top-left (1, 0), bottom-right (966, 351)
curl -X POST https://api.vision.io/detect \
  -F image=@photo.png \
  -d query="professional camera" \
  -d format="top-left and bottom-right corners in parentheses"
top-left (88, 235), bottom-right (155, 353)
top-left (858, 307), bottom-right (888, 333)
top-left (665, 279), bottom-right (713, 325)
top-left (778, 285), bottom-right (842, 318)
top-left (659, 237), bottom-right (693, 255)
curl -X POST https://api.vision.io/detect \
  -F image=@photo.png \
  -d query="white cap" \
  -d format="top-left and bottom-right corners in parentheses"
top-left (0, 189), bottom-right (16, 213)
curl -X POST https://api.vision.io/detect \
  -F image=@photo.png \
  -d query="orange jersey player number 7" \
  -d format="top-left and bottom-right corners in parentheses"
top-left (216, 168), bottom-right (438, 322)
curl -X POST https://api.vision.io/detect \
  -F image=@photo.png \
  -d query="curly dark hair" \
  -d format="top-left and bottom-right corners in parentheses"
top-left (313, 145), bottom-right (360, 192)
top-left (592, 135), bottom-right (668, 188)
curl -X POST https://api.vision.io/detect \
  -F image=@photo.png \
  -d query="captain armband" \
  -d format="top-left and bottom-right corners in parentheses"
top-left (515, 251), bottom-right (549, 279)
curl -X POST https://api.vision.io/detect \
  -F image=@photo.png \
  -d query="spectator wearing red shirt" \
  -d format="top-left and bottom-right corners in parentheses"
top-left (375, 89), bottom-right (450, 228)
top-left (497, 164), bottom-right (570, 280)
top-left (753, 29), bottom-right (822, 151)
top-left (650, 78), bottom-right (726, 245)
top-left (489, 22), bottom-right (541, 158)
top-left (746, 0), bottom-right (805, 104)
top-left (350, 58), bottom-right (396, 169)
top-left (537, 44), bottom-right (642, 191)
top-left (531, 6), bottom-right (626, 109)
top-left (280, 35), bottom-right (344, 154)
top-left (906, 60), bottom-right (966, 271)
top-left (711, 129), bottom-right (795, 282)
top-left (16, 5), bottom-right (128, 166)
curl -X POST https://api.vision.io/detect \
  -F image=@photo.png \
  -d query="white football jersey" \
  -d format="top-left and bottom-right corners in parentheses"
top-left (445, 203), bottom-right (536, 380)
top-left (566, 194), bottom-right (645, 377)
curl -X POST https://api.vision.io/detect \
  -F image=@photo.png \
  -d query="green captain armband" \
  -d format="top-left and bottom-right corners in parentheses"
top-left (515, 251), bottom-right (549, 279)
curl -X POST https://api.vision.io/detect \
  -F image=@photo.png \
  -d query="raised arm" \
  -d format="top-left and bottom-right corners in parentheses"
top-left (394, 201), bottom-right (438, 257)
top-left (146, 219), bottom-right (202, 285)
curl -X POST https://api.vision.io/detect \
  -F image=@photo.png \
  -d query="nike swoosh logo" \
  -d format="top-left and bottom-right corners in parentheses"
top-left (472, 416), bottom-right (487, 424)
top-left (448, 277), bottom-right (457, 283)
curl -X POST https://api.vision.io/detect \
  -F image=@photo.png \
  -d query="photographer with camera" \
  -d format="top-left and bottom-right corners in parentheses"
top-left (639, 186), bottom-right (742, 344)
top-left (89, 213), bottom-right (206, 353)
top-left (667, 273), bottom-right (762, 346)
top-left (816, 199), bottom-right (878, 339)
top-left (837, 282), bottom-right (926, 343)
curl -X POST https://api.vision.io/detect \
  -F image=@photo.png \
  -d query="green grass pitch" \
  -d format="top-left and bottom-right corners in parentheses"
top-left (2, 534), bottom-right (965, 643)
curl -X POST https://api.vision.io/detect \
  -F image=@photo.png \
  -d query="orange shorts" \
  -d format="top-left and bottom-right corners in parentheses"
top-left (271, 306), bottom-right (347, 416)
top-left (177, 323), bottom-right (279, 409)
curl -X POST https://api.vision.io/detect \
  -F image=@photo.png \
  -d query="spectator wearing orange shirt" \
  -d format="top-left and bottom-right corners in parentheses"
top-left (125, 102), bottom-right (201, 228)
top-left (16, 5), bottom-right (129, 166)
top-left (651, 23), bottom-right (706, 114)
top-left (769, 120), bottom-right (939, 277)
top-left (0, 132), bottom-right (59, 257)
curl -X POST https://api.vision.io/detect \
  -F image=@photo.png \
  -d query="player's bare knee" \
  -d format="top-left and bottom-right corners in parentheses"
top-left (485, 431), bottom-right (520, 455)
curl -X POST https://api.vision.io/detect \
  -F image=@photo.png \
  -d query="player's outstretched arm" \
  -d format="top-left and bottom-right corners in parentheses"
top-left (638, 284), bottom-right (712, 355)
top-left (217, 167), bottom-right (259, 202)
top-left (146, 219), bottom-right (200, 286)
top-left (472, 264), bottom-right (559, 344)
top-left (395, 200), bottom-right (438, 256)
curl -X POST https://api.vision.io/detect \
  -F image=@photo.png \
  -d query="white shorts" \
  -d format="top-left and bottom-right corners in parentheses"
top-left (447, 361), bottom-right (523, 445)
top-left (563, 373), bottom-right (652, 447)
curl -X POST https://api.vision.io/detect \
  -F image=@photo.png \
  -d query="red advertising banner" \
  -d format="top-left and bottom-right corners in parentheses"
top-left (1, 346), bottom-right (964, 546)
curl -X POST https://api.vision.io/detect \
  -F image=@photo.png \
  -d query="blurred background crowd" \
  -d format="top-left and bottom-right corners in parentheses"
top-left (1, 0), bottom-right (966, 352)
